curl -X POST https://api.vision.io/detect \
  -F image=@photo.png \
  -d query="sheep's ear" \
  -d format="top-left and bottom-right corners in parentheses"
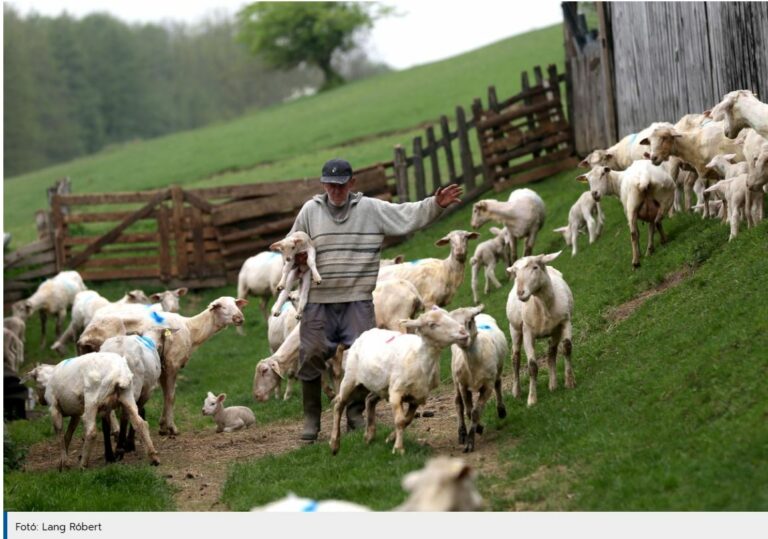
top-left (235, 298), bottom-right (248, 309)
top-left (578, 158), bottom-right (591, 169)
top-left (466, 232), bottom-right (480, 240)
top-left (723, 154), bottom-right (737, 164)
top-left (150, 293), bottom-right (161, 302)
top-left (269, 241), bottom-right (283, 252)
top-left (209, 301), bottom-right (221, 311)
top-left (393, 254), bottom-right (405, 264)
top-left (207, 391), bottom-right (215, 399)
top-left (474, 201), bottom-right (487, 210)
top-left (268, 358), bottom-right (284, 378)
top-left (454, 463), bottom-right (473, 481)
top-left (604, 152), bottom-right (614, 160)
top-left (505, 266), bottom-right (516, 278)
top-left (218, 393), bottom-right (227, 403)
top-left (473, 304), bottom-right (485, 316)
top-left (602, 166), bottom-right (611, 175)
top-left (435, 236), bottom-right (451, 246)
top-left (174, 287), bottom-right (188, 297)
top-left (400, 319), bottom-right (422, 330)
top-left (638, 137), bottom-right (650, 146)
top-left (575, 174), bottom-right (588, 184)
top-left (539, 251), bottom-right (562, 265)
top-left (703, 109), bottom-right (712, 118)
top-left (489, 226), bottom-right (502, 235)
top-left (703, 185), bottom-right (718, 194)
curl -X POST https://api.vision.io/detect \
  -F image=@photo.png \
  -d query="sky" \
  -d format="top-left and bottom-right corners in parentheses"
top-left (6, 0), bottom-right (563, 70)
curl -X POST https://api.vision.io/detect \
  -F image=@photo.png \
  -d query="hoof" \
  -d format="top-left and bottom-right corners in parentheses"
top-left (458, 426), bottom-right (467, 445)
top-left (150, 456), bottom-right (160, 466)
top-left (497, 406), bottom-right (507, 419)
top-left (475, 424), bottom-right (484, 435)
top-left (295, 314), bottom-right (302, 320)
top-left (392, 447), bottom-right (405, 456)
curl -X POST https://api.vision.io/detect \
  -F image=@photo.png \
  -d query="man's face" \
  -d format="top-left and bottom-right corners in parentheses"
top-left (323, 177), bottom-right (356, 206)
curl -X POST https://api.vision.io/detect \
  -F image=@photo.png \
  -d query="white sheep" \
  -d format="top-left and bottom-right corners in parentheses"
top-left (4, 316), bottom-right (26, 343)
top-left (4, 327), bottom-right (25, 373)
top-left (450, 306), bottom-right (507, 453)
top-left (202, 391), bottom-right (256, 432)
top-left (45, 352), bottom-right (159, 470)
top-left (252, 456), bottom-right (484, 512)
top-left (470, 188), bottom-right (546, 264)
top-left (708, 90), bottom-right (768, 139)
top-left (377, 230), bottom-right (479, 308)
top-left (577, 161), bottom-right (675, 267)
top-left (372, 278), bottom-right (423, 331)
top-left (13, 270), bottom-right (87, 349)
top-left (469, 227), bottom-right (511, 304)
top-left (379, 255), bottom-right (405, 267)
top-left (269, 231), bottom-right (322, 320)
top-left (329, 307), bottom-right (469, 455)
top-left (704, 175), bottom-right (751, 240)
top-left (267, 293), bottom-right (299, 354)
top-left (237, 251), bottom-right (284, 322)
top-left (506, 251), bottom-right (574, 407)
top-left (553, 191), bottom-right (605, 257)
top-left (703, 153), bottom-right (763, 225)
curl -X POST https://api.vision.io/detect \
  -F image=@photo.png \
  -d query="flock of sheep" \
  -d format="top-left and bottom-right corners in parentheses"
top-left (4, 88), bottom-right (766, 510)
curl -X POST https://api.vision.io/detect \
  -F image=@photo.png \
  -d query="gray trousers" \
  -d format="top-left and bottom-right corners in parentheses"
top-left (298, 300), bottom-right (376, 382)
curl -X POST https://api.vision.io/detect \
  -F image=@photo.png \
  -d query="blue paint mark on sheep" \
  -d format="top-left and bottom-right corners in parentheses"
top-left (150, 311), bottom-right (165, 324)
top-left (408, 259), bottom-right (423, 265)
top-left (135, 335), bottom-right (156, 350)
top-left (301, 500), bottom-right (318, 512)
top-left (477, 324), bottom-right (493, 331)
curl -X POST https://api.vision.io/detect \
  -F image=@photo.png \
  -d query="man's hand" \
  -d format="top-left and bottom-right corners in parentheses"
top-left (434, 184), bottom-right (463, 208)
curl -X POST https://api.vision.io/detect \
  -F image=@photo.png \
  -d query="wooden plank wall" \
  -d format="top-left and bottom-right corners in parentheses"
top-left (609, 2), bottom-right (768, 138)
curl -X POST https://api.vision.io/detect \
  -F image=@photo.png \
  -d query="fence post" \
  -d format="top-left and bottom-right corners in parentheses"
top-left (440, 115), bottom-right (457, 183)
top-left (51, 194), bottom-right (66, 271)
top-left (171, 185), bottom-right (188, 279)
top-left (412, 136), bottom-right (427, 200)
top-left (488, 85), bottom-right (499, 113)
top-left (471, 98), bottom-right (494, 187)
top-left (393, 145), bottom-right (410, 202)
top-left (456, 106), bottom-right (476, 191)
top-left (521, 70), bottom-right (541, 158)
top-left (425, 126), bottom-right (442, 191)
top-left (157, 205), bottom-right (172, 280)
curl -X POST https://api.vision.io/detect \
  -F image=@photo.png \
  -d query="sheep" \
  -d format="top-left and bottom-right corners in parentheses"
top-left (506, 251), bottom-right (574, 407)
top-left (703, 153), bottom-right (763, 225)
top-left (20, 363), bottom-right (55, 406)
top-left (78, 296), bottom-right (248, 436)
top-left (377, 230), bottom-right (479, 308)
top-left (237, 251), bottom-right (284, 322)
top-left (148, 288), bottom-right (188, 314)
top-left (450, 306), bottom-right (507, 453)
top-left (202, 391), bottom-right (256, 433)
top-left (13, 270), bottom-right (87, 349)
top-left (267, 292), bottom-right (299, 354)
top-left (45, 352), bottom-right (159, 470)
top-left (269, 231), bottom-right (322, 320)
top-left (379, 254), bottom-right (405, 267)
top-left (470, 188), bottom-right (546, 264)
top-left (707, 90), bottom-right (768, 139)
top-left (252, 456), bottom-right (484, 512)
top-left (372, 278), bottom-right (423, 331)
top-left (577, 161), bottom-right (675, 267)
top-left (638, 121), bottom-right (745, 218)
top-left (4, 328), bottom-right (25, 373)
top-left (469, 227), bottom-right (511, 304)
top-left (4, 316), bottom-right (26, 343)
top-left (747, 145), bottom-right (768, 199)
top-left (553, 191), bottom-right (605, 257)
top-left (329, 307), bottom-right (469, 456)
top-left (50, 289), bottom-right (150, 356)
top-left (704, 175), bottom-right (751, 241)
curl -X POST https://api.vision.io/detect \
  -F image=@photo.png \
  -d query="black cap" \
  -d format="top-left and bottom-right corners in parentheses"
top-left (320, 158), bottom-right (353, 184)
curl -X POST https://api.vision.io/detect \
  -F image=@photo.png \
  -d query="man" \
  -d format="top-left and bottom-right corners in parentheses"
top-left (289, 158), bottom-right (462, 441)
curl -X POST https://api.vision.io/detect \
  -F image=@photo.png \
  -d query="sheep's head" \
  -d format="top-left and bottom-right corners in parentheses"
top-left (252, 358), bottom-right (283, 402)
top-left (12, 300), bottom-right (33, 321)
top-left (202, 391), bottom-right (225, 415)
top-left (579, 149), bottom-right (620, 170)
top-left (553, 226), bottom-right (572, 245)
top-left (489, 226), bottom-right (511, 247)
top-left (124, 289), bottom-right (150, 305)
top-left (270, 231), bottom-right (311, 265)
top-left (150, 287), bottom-right (188, 313)
top-left (470, 201), bottom-right (491, 229)
top-left (575, 166), bottom-right (611, 202)
top-left (448, 305), bottom-right (484, 348)
top-left (507, 251), bottom-right (562, 302)
top-left (400, 307), bottom-right (469, 348)
top-left (638, 123), bottom-right (679, 166)
top-left (435, 230), bottom-right (479, 264)
top-left (208, 297), bottom-right (247, 327)
top-left (704, 154), bottom-right (738, 180)
top-left (399, 457), bottom-right (485, 511)
top-left (709, 90), bottom-right (753, 139)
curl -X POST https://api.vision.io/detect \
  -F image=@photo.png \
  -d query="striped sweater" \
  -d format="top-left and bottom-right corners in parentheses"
top-left (289, 192), bottom-right (444, 303)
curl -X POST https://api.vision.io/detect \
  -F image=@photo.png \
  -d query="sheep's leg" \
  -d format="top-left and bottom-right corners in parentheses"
top-left (628, 211), bottom-right (640, 268)
top-left (729, 200), bottom-right (740, 241)
top-left (645, 220), bottom-right (656, 256)
top-left (673, 184), bottom-right (682, 214)
top-left (39, 311), bottom-right (48, 350)
top-left (389, 395), bottom-right (408, 455)
top-left (466, 386), bottom-right (491, 453)
top-left (101, 416), bottom-right (116, 463)
top-left (470, 262), bottom-right (479, 304)
top-left (547, 328), bottom-right (563, 392)
top-left (223, 419), bottom-right (245, 433)
top-left (745, 190), bottom-right (754, 228)
top-left (364, 393), bottom-right (380, 444)
top-left (570, 227), bottom-right (579, 257)
top-left (329, 376), bottom-right (357, 455)
top-left (494, 376), bottom-right (506, 418)
top-left (118, 390), bottom-right (159, 465)
top-left (523, 328), bottom-right (539, 407)
top-left (487, 262), bottom-right (502, 290)
top-left (295, 270), bottom-right (312, 320)
top-left (510, 323), bottom-right (522, 399)
top-left (282, 379), bottom-right (294, 400)
top-left (523, 228), bottom-right (539, 257)
top-left (276, 263), bottom-right (291, 291)
top-left (124, 404), bottom-right (144, 453)
top-left (79, 405), bottom-right (99, 469)
top-left (509, 236), bottom-right (519, 266)
top-left (271, 284), bottom-right (293, 318)
top-left (563, 321), bottom-right (575, 389)
top-left (585, 212), bottom-right (597, 244)
top-left (159, 368), bottom-right (179, 436)
top-left (51, 320), bottom-right (78, 355)
top-left (55, 310), bottom-right (65, 340)
top-left (482, 264), bottom-right (490, 295)
top-left (455, 383), bottom-right (467, 445)
top-left (307, 247), bottom-right (322, 284)
top-left (51, 403), bottom-right (66, 471)
top-left (321, 369), bottom-right (336, 401)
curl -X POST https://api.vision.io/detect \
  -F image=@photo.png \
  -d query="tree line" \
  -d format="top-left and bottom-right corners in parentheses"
top-left (3, 5), bottom-right (388, 178)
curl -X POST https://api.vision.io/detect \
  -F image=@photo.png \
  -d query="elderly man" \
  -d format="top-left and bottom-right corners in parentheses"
top-left (289, 158), bottom-right (462, 441)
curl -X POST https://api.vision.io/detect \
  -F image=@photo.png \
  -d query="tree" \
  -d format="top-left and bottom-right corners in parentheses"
top-left (237, 2), bottom-right (386, 91)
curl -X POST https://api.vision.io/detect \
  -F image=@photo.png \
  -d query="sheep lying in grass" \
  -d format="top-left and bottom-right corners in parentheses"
top-left (329, 307), bottom-right (469, 455)
top-left (450, 306), bottom-right (507, 453)
top-left (469, 227), bottom-right (511, 304)
top-left (378, 230), bottom-right (479, 308)
top-left (470, 189), bottom-right (546, 264)
top-left (553, 191), bottom-right (605, 257)
top-left (252, 456), bottom-right (484, 512)
top-left (237, 251), bottom-right (284, 323)
top-left (13, 270), bottom-right (87, 349)
top-left (202, 391), bottom-right (255, 433)
top-left (270, 231), bottom-right (322, 320)
top-left (506, 251), bottom-right (574, 407)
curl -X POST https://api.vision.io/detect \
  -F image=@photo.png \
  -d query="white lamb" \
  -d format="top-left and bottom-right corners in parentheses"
top-left (577, 161), bottom-right (675, 267)
top-left (202, 391), bottom-right (256, 433)
top-left (13, 270), bottom-right (87, 349)
top-left (45, 352), bottom-right (159, 470)
top-left (372, 278), bottom-right (424, 331)
top-left (377, 230), bottom-right (479, 308)
top-left (553, 190), bottom-right (605, 257)
top-left (237, 251), bottom-right (284, 322)
top-left (506, 251), bottom-right (574, 407)
top-left (704, 153), bottom-right (763, 225)
top-left (469, 227), bottom-right (511, 304)
top-left (470, 189), bottom-right (546, 264)
top-left (708, 89), bottom-right (768, 139)
top-left (270, 231), bottom-right (322, 320)
top-left (329, 307), bottom-right (469, 455)
top-left (704, 175), bottom-right (751, 241)
top-left (450, 306), bottom-right (507, 453)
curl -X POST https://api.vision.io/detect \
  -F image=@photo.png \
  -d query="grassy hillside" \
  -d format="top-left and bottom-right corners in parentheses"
top-left (4, 24), bottom-right (564, 245)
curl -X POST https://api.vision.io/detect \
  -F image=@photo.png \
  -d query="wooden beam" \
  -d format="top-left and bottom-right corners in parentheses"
top-left (4, 238), bottom-right (54, 268)
top-left (493, 157), bottom-right (580, 191)
top-left (171, 185), bottom-right (188, 279)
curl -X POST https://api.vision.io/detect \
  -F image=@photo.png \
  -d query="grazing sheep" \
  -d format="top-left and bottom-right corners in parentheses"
top-left (45, 352), bottom-right (159, 470)
top-left (553, 191), bottom-right (605, 257)
top-left (13, 270), bottom-right (87, 349)
top-left (708, 90), bottom-right (768, 139)
top-left (202, 391), bottom-right (256, 433)
top-left (470, 189), bottom-right (546, 264)
top-left (4, 316), bottom-right (26, 343)
top-left (4, 328), bottom-right (25, 373)
top-left (469, 227), bottom-right (511, 304)
top-left (704, 175), bottom-right (751, 240)
top-left (450, 306), bottom-right (507, 453)
top-left (577, 161), bottom-right (675, 267)
top-left (506, 251), bottom-right (574, 407)
top-left (252, 456), bottom-right (484, 512)
top-left (372, 278), bottom-right (423, 331)
top-left (237, 251), bottom-right (284, 322)
top-left (378, 230), bottom-right (479, 308)
top-left (270, 231), bottom-right (322, 320)
top-left (329, 307), bottom-right (469, 455)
